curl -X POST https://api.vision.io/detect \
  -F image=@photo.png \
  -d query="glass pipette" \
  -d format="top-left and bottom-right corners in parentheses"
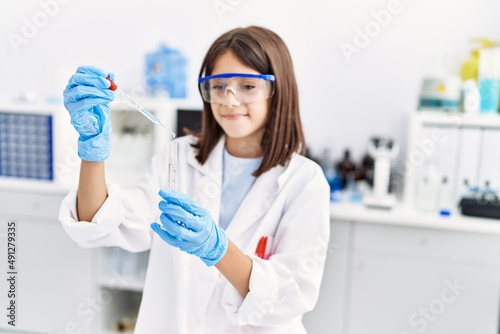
top-left (107, 78), bottom-right (176, 139)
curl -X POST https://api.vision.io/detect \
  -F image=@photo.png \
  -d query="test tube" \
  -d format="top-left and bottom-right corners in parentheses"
top-left (167, 142), bottom-right (179, 190)
top-left (168, 141), bottom-right (185, 228)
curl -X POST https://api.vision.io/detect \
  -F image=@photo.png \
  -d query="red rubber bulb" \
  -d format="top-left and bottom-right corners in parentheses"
top-left (106, 76), bottom-right (117, 91)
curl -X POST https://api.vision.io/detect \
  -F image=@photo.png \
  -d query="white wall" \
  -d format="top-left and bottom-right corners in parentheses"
top-left (1, 0), bottom-right (499, 163)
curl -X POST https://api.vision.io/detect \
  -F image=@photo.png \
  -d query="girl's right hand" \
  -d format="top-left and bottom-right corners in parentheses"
top-left (151, 190), bottom-right (229, 267)
top-left (63, 65), bottom-right (115, 162)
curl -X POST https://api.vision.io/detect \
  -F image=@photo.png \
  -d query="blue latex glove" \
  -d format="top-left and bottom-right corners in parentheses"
top-left (63, 65), bottom-right (115, 162)
top-left (151, 190), bottom-right (228, 266)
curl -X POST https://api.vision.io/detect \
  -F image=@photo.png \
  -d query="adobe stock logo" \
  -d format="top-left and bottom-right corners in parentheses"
top-left (7, 0), bottom-right (73, 54)
top-left (399, 278), bottom-right (467, 334)
top-left (212, 0), bottom-right (244, 20)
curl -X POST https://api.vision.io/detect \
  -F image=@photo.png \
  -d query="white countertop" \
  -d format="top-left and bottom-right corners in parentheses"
top-left (330, 201), bottom-right (500, 235)
top-left (2, 179), bottom-right (499, 235)
top-left (0, 178), bottom-right (72, 195)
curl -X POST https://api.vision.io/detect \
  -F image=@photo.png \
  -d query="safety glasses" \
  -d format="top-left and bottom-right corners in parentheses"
top-left (198, 73), bottom-right (275, 104)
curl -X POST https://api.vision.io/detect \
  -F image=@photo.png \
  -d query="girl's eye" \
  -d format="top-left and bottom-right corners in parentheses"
top-left (241, 85), bottom-right (255, 91)
top-left (211, 84), bottom-right (224, 91)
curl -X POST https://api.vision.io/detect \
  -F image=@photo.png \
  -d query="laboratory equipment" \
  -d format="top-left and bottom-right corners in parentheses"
top-left (418, 77), bottom-right (461, 111)
top-left (0, 111), bottom-right (53, 180)
top-left (478, 47), bottom-right (500, 113)
top-left (461, 79), bottom-right (480, 114)
top-left (415, 160), bottom-right (440, 212)
top-left (319, 147), bottom-right (343, 202)
top-left (176, 108), bottom-right (202, 136)
top-left (403, 111), bottom-right (500, 214)
top-left (335, 149), bottom-right (356, 189)
top-left (107, 78), bottom-right (176, 139)
top-left (363, 137), bottom-right (399, 209)
top-left (459, 195), bottom-right (500, 220)
top-left (460, 38), bottom-right (492, 81)
top-left (167, 141), bottom-right (178, 190)
top-left (145, 44), bottom-right (187, 98)
top-left (0, 103), bottom-right (78, 185)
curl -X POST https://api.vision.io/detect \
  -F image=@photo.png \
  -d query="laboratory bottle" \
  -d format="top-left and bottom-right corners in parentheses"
top-left (360, 153), bottom-right (375, 187)
top-left (415, 161), bottom-right (440, 212)
top-left (336, 149), bottom-right (356, 189)
top-left (478, 47), bottom-right (500, 113)
top-left (319, 148), bottom-right (343, 202)
top-left (319, 148), bottom-right (333, 176)
top-left (460, 38), bottom-right (492, 82)
top-left (345, 171), bottom-right (362, 203)
top-left (437, 177), bottom-right (452, 216)
top-left (461, 79), bottom-right (480, 114)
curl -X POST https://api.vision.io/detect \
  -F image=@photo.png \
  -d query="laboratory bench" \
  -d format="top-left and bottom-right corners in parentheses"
top-left (329, 201), bottom-right (500, 235)
top-left (1, 186), bottom-right (500, 333)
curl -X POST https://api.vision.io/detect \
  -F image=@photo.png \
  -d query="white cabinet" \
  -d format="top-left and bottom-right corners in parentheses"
top-left (347, 222), bottom-right (500, 334)
top-left (0, 187), bottom-right (95, 333)
top-left (304, 203), bottom-right (500, 334)
top-left (0, 187), bottom-right (151, 334)
top-left (303, 220), bottom-right (351, 334)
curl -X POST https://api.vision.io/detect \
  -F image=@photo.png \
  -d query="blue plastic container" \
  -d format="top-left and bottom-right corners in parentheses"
top-left (145, 44), bottom-right (187, 98)
top-left (478, 78), bottom-right (500, 113)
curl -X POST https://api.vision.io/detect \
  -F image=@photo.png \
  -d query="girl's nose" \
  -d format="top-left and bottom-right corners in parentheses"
top-left (222, 87), bottom-right (241, 107)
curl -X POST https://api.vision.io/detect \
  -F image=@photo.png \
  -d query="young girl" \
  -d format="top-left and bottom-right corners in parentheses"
top-left (60, 26), bottom-right (330, 334)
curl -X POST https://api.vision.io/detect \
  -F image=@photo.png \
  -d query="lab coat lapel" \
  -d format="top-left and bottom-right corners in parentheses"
top-left (225, 164), bottom-right (285, 239)
top-left (186, 136), bottom-right (225, 225)
top-left (185, 136), bottom-right (289, 239)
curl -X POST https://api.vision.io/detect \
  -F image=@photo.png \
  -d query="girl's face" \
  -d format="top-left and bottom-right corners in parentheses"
top-left (210, 50), bottom-right (270, 157)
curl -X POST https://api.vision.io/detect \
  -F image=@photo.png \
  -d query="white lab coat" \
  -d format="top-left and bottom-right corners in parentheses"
top-left (59, 135), bottom-right (330, 334)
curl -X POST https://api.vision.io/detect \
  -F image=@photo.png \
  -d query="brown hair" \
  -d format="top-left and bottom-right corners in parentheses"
top-left (190, 26), bottom-right (305, 177)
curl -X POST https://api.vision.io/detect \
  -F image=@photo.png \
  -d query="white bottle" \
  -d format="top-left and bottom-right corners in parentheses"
top-left (461, 79), bottom-right (480, 114)
top-left (416, 161), bottom-right (441, 212)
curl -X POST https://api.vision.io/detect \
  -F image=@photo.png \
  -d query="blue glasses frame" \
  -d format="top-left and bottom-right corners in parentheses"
top-left (198, 73), bottom-right (276, 83)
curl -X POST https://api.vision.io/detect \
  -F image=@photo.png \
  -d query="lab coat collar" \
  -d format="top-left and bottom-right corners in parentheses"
top-left (185, 135), bottom-right (294, 239)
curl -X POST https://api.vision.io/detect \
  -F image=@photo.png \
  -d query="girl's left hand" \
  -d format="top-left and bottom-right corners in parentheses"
top-left (151, 190), bottom-right (228, 266)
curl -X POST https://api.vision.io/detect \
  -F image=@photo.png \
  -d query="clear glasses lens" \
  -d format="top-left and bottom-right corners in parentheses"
top-left (200, 77), bottom-right (274, 104)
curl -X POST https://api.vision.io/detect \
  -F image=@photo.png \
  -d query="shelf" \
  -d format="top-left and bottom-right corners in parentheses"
top-left (416, 110), bottom-right (500, 129)
top-left (0, 177), bottom-right (71, 195)
top-left (98, 275), bottom-right (145, 292)
top-left (98, 246), bottom-right (149, 294)
top-left (97, 288), bottom-right (140, 334)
